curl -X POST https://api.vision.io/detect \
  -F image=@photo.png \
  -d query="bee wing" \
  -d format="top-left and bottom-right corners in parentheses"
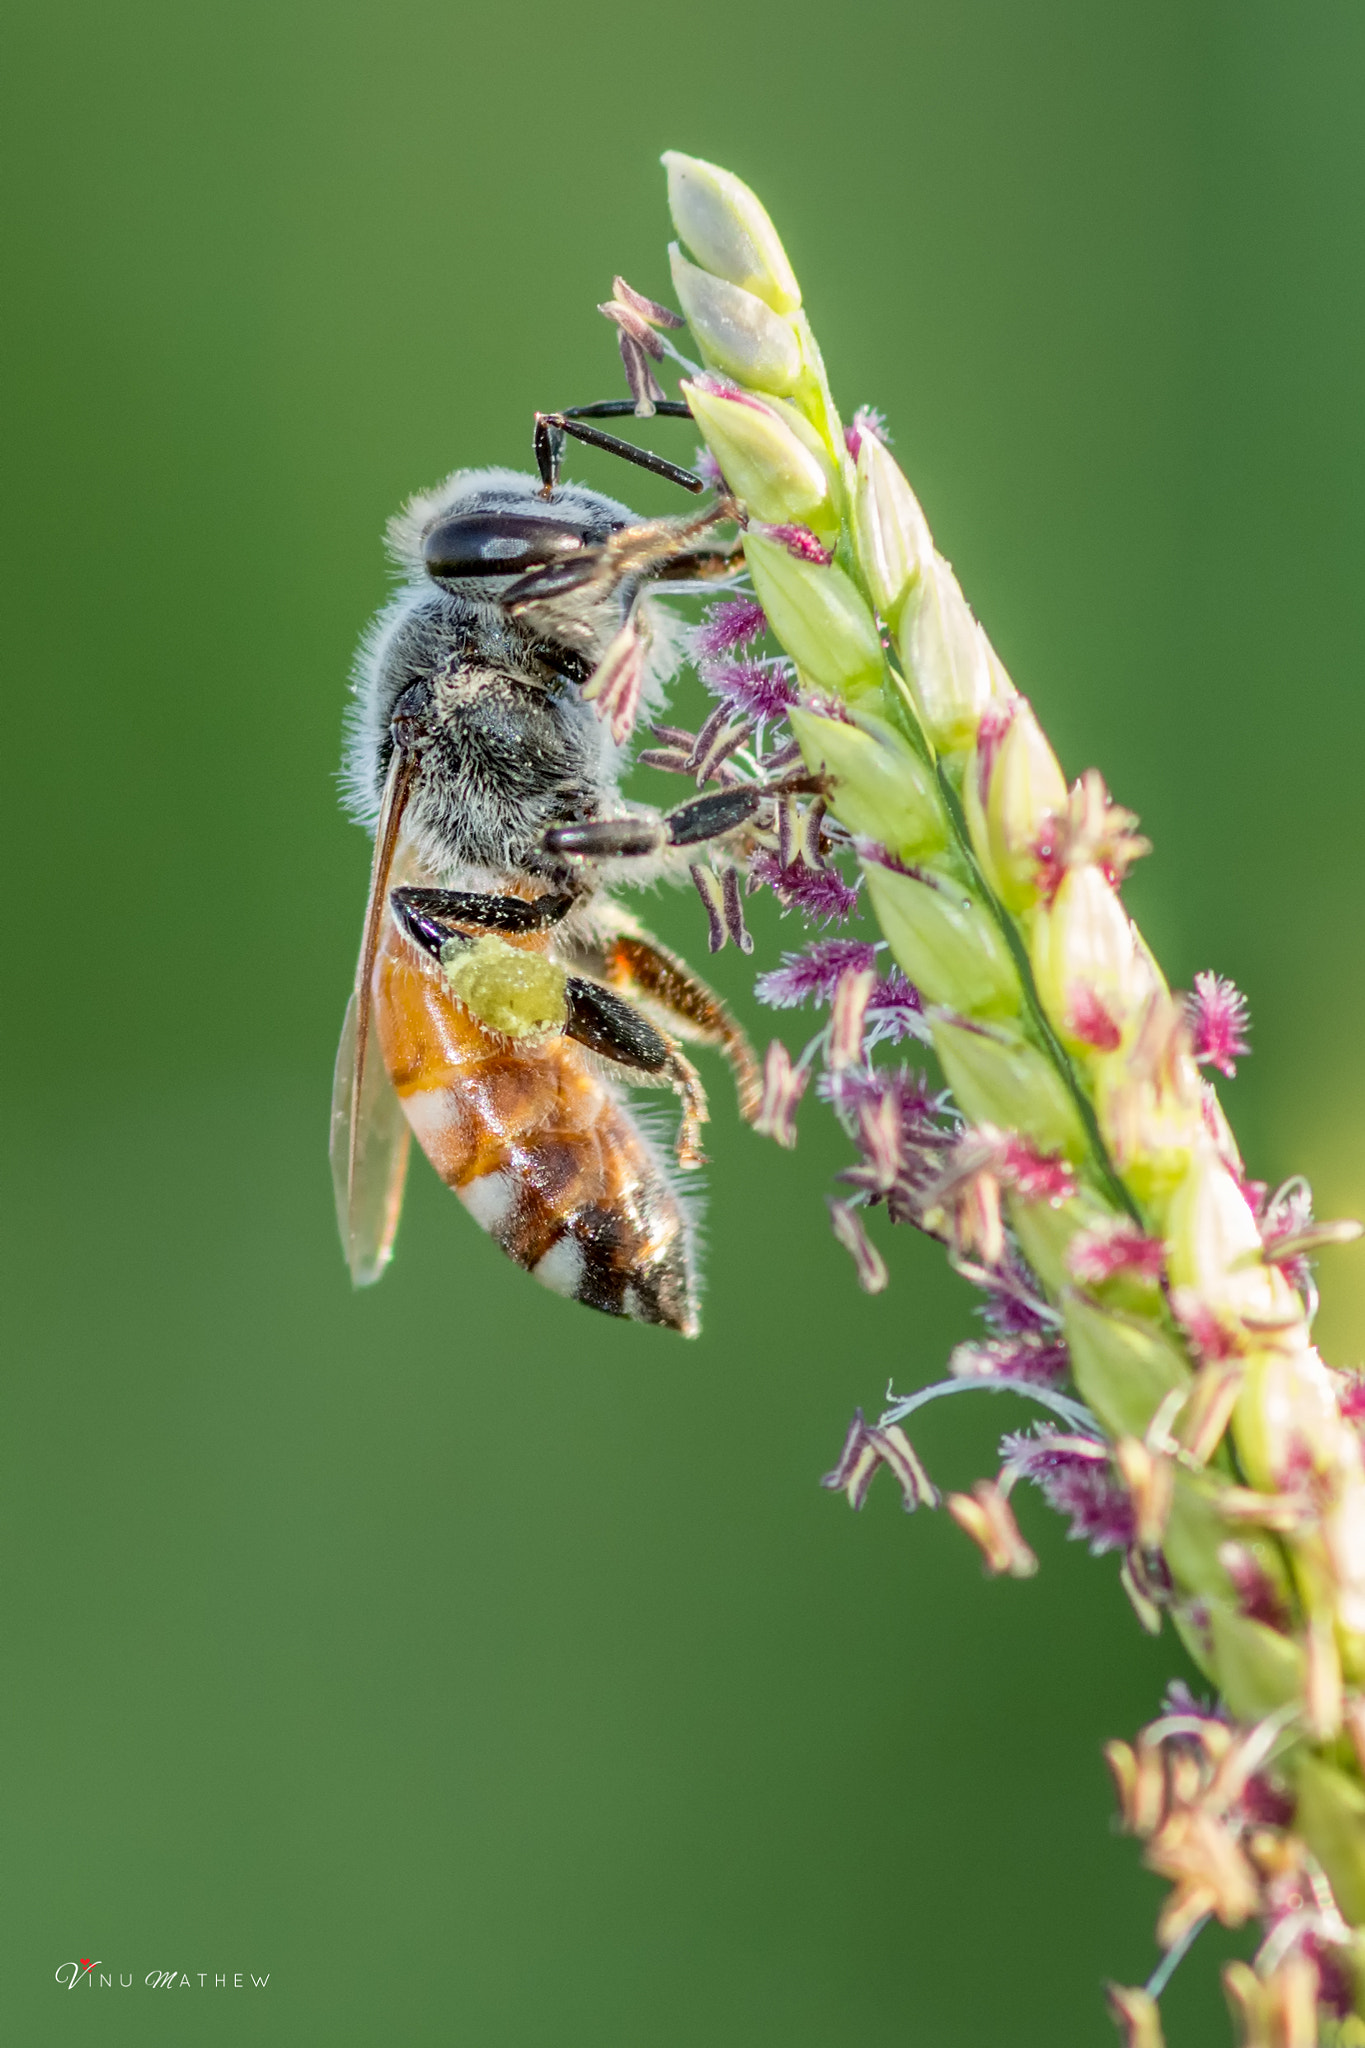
top-left (331, 743), bottom-right (418, 1286)
top-left (329, 986), bottom-right (411, 1285)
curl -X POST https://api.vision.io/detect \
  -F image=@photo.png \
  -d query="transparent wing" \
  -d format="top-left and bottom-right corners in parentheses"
top-left (330, 987), bottom-right (411, 1286)
top-left (331, 745), bottom-right (419, 1286)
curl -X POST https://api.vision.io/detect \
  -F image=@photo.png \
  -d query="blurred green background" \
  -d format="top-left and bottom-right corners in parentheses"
top-left (3, 2), bottom-right (1364, 2041)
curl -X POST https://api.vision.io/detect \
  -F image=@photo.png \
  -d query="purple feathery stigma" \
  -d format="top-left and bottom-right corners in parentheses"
top-left (694, 597), bottom-right (767, 662)
top-left (1218, 1541), bottom-right (1291, 1632)
top-left (979, 1261), bottom-right (1058, 1340)
top-left (693, 444), bottom-right (726, 490)
top-left (758, 523), bottom-right (833, 565)
top-left (1338, 1371), bottom-right (1365, 1429)
top-left (843, 406), bottom-right (889, 461)
top-left (1068, 1218), bottom-right (1166, 1286)
top-left (749, 853), bottom-right (859, 923)
top-left (999, 1137), bottom-right (1077, 1207)
top-left (704, 657), bottom-right (798, 722)
top-left (864, 970), bottom-right (927, 1047)
top-left (1184, 971), bottom-right (1251, 1078)
top-left (950, 1336), bottom-right (1071, 1388)
top-left (755, 938), bottom-right (878, 1009)
top-left (999, 1428), bottom-right (1135, 1556)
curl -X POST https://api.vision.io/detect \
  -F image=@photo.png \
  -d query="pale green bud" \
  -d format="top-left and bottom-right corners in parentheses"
top-left (1232, 1350), bottom-right (1365, 1633)
top-left (1031, 864), bottom-right (1159, 1051)
top-left (930, 1015), bottom-right (1089, 1158)
top-left (668, 245), bottom-right (801, 396)
top-left (743, 528), bottom-right (884, 695)
top-left (1090, 994), bottom-right (1202, 1211)
top-left (682, 381), bottom-right (834, 532)
top-left (788, 706), bottom-right (947, 860)
top-left (897, 553), bottom-right (996, 755)
top-left (1061, 1290), bottom-right (1191, 1440)
top-left (851, 435), bottom-right (932, 627)
top-left (662, 152), bottom-right (801, 315)
top-left (1206, 1605), bottom-right (1305, 1721)
top-left (1165, 1146), bottom-right (1296, 1328)
top-left (864, 860), bottom-right (1021, 1018)
top-left (962, 702), bottom-right (1067, 914)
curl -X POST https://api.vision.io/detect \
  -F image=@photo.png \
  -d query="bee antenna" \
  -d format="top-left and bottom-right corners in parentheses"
top-left (534, 402), bottom-right (704, 497)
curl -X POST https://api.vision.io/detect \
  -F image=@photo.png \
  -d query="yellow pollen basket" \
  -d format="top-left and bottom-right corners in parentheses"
top-left (440, 934), bottom-right (569, 1040)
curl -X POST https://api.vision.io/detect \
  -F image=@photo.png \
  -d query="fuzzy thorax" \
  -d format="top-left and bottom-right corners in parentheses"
top-left (440, 934), bottom-right (569, 1040)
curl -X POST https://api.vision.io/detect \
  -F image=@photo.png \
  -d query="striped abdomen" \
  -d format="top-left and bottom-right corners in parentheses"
top-left (372, 914), bottom-right (698, 1334)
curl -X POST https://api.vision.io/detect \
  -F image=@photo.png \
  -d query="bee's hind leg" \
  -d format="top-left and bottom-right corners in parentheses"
top-left (569, 931), bottom-right (760, 1125)
top-left (391, 885), bottom-right (707, 1165)
top-left (563, 978), bottom-right (708, 1169)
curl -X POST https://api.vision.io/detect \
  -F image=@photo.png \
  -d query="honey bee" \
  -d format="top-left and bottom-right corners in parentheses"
top-left (330, 406), bottom-right (766, 1336)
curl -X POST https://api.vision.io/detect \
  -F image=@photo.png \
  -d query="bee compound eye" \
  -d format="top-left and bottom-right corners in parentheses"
top-left (421, 512), bottom-right (597, 581)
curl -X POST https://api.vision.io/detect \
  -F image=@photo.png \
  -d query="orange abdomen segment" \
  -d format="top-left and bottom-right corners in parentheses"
top-left (371, 916), bottom-right (697, 1334)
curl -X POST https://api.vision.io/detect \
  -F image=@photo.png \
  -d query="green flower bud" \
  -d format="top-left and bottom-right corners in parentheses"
top-left (743, 528), bottom-right (884, 695)
top-left (864, 860), bottom-right (1022, 1018)
top-left (1089, 998), bottom-right (1202, 1213)
top-left (897, 553), bottom-right (997, 755)
top-left (1061, 1290), bottom-right (1192, 1439)
top-left (1232, 1340), bottom-right (1365, 1643)
top-left (668, 245), bottom-right (801, 395)
top-left (682, 381), bottom-right (834, 532)
top-left (1031, 864), bottom-right (1159, 1052)
top-left (788, 706), bottom-right (947, 860)
top-left (1165, 1147), bottom-right (1296, 1328)
top-left (1206, 1605), bottom-right (1305, 1721)
top-left (962, 702), bottom-right (1066, 914)
top-left (1294, 1756), bottom-right (1365, 1924)
top-left (930, 1016), bottom-right (1089, 1158)
top-left (851, 435), bottom-right (932, 628)
top-left (661, 152), bottom-right (801, 315)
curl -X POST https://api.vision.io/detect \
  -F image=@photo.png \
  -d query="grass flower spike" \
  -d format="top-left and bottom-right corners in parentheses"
top-left (619, 148), bottom-right (1365, 2041)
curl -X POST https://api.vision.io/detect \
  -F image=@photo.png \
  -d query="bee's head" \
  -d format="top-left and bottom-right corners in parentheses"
top-left (387, 467), bottom-right (638, 593)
